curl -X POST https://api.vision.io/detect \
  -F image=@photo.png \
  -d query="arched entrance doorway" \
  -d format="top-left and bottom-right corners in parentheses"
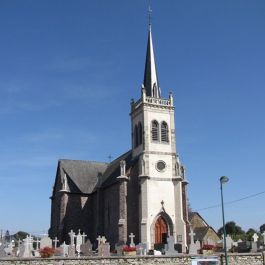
top-left (155, 216), bottom-right (168, 244)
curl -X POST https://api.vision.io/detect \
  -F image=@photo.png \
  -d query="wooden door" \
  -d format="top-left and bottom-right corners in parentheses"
top-left (155, 216), bottom-right (168, 244)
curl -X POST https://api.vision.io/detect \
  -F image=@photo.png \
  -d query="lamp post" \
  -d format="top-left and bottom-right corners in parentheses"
top-left (220, 176), bottom-right (229, 265)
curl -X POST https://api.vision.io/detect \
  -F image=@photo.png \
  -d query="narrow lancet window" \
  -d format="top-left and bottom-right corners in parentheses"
top-left (151, 120), bottom-right (159, 141)
top-left (138, 122), bottom-right (143, 145)
top-left (134, 125), bottom-right (139, 148)
top-left (161, 121), bottom-right (169, 143)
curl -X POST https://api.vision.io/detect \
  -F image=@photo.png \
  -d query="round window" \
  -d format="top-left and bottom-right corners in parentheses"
top-left (156, 160), bottom-right (166, 172)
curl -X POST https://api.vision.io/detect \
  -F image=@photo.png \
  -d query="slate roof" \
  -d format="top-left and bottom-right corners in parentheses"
top-left (56, 150), bottom-right (135, 195)
top-left (58, 159), bottom-right (108, 194)
top-left (101, 150), bottom-right (134, 188)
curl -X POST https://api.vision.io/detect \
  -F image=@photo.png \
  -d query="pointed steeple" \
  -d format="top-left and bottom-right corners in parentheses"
top-left (143, 25), bottom-right (161, 98)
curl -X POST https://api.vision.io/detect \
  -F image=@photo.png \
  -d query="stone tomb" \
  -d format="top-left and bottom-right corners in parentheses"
top-left (97, 236), bottom-right (110, 257)
top-left (164, 236), bottom-right (179, 255)
top-left (40, 236), bottom-right (52, 249)
top-left (136, 243), bottom-right (147, 255)
top-left (80, 240), bottom-right (93, 256)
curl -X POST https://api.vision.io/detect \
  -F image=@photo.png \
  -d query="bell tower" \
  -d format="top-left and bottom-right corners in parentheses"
top-left (130, 23), bottom-right (188, 251)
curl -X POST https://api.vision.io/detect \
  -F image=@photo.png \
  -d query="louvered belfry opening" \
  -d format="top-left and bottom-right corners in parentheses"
top-left (161, 121), bottom-right (169, 143)
top-left (151, 120), bottom-right (159, 141)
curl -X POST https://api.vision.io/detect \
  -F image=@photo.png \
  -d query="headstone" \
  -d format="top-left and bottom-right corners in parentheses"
top-left (4, 240), bottom-right (15, 256)
top-left (80, 239), bottom-right (92, 256)
top-left (189, 229), bottom-right (198, 255)
top-left (129, 232), bottom-right (135, 247)
top-left (35, 238), bottom-right (40, 250)
top-left (21, 235), bottom-right (33, 257)
top-left (60, 242), bottom-right (69, 257)
top-left (68, 245), bottom-right (75, 257)
top-left (76, 230), bottom-right (83, 257)
top-left (225, 235), bottom-right (233, 251)
top-left (81, 232), bottom-right (87, 244)
top-left (165, 236), bottom-right (178, 255)
top-left (53, 237), bottom-right (59, 248)
top-left (68, 230), bottom-right (76, 246)
top-left (253, 233), bottom-right (259, 242)
top-left (136, 243), bottom-right (147, 255)
top-left (0, 245), bottom-right (7, 257)
top-left (40, 236), bottom-right (52, 249)
top-left (195, 240), bottom-right (201, 250)
top-left (251, 241), bottom-right (258, 253)
top-left (115, 243), bottom-right (123, 256)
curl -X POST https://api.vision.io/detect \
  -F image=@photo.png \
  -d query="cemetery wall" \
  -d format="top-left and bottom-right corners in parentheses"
top-left (0, 253), bottom-right (264, 265)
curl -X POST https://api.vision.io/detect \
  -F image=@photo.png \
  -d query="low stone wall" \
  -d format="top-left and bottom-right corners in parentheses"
top-left (0, 253), bottom-right (264, 265)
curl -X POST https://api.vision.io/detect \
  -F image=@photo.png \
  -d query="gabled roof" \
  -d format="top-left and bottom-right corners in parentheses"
top-left (58, 159), bottom-right (108, 194)
top-left (100, 150), bottom-right (133, 188)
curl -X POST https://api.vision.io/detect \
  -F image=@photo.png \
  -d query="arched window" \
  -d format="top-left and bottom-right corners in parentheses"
top-left (161, 121), bottom-right (169, 142)
top-left (151, 120), bottom-right (159, 141)
top-left (138, 122), bottom-right (143, 145)
top-left (134, 125), bottom-right (138, 148)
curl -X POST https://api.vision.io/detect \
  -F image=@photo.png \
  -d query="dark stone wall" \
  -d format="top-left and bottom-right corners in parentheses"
top-left (127, 161), bottom-right (140, 245)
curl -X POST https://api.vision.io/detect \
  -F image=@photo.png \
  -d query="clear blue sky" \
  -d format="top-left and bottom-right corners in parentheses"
top-left (0, 0), bottom-right (264, 236)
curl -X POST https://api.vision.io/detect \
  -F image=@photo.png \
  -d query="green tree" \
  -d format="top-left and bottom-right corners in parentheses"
top-left (217, 221), bottom-right (246, 240)
top-left (13, 231), bottom-right (29, 241)
top-left (246, 228), bottom-right (258, 241)
top-left (260, 224), bottom-right (265, 234)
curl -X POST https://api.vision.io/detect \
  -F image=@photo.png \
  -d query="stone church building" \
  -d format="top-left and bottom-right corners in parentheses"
top-left (49, 24), bottom-right (189, 252)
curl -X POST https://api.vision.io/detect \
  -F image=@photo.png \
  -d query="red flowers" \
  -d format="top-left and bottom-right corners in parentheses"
top-left (202, 244), bottom-right (214, 250)
top-left (39, 247), bottom-right (55, 258)
top-left (122, 245), bottom-right (136, 252)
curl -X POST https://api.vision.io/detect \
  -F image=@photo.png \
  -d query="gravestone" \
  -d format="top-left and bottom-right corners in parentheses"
top-left (4, 241), bottom-right (15, 256)
top-left (21, 236), bottom-right (33, 257)
top-left (60, 242), bottom-right (69, 257)
top-left (97, 236), bottom-right (110, 257)
top-left (34, 238), bottom-right (40, 250)
top-left (68, 245), bottom-right (76, 257)
top-left (189, 229), bottom-right (198, 255)
top-left (76, 230), bottom-right (83, 257)
top-left (68, 230), bottom-right (76, 246)
top-left (253, 233), bottom-right (259, 242)
top-left (80, 239), bottom-right (92, 256)
top-left (0, 245), bottom-right (7, 257)
top-left (53, 237), bottom-right (59, 248)
top-left (136, 243), bottom-right (147, 255)
top-left (238, 241), bottom-right (251, 253)
top-left (129, 233), bottom-right (135, 247)
top-left (81, 232), bottom-right (87, 244)
top-left (251, 233), bottom-right (259, 253)
top-left (165, 236), bottom-right (178, 255)
top-left (225, 235), bottom-right (233, 251)
top-left (40, 236), bottom-right (52, 249)
top-left (115, 243), bottom-right (123, 256)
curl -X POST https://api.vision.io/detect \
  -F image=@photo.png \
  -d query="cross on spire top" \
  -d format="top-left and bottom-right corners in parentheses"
top-left (148, 5), bottom-right (152, 28)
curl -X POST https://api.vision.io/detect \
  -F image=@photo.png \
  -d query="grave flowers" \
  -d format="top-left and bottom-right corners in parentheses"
top-left (39, 247), bottom-right (55, 258)
top-left (123, 245), bottom-right (136, 256)
top-left (201, 244), bottom-right (214, 255)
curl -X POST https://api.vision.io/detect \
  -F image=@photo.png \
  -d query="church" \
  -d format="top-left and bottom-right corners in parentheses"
top-left (49, 22), bottom-right (189, 252)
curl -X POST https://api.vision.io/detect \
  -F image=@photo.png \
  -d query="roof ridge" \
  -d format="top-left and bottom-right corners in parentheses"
top-left (59, 158), bottom-right (109, 165)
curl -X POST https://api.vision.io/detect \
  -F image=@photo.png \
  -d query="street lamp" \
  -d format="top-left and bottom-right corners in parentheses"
top-left (220, 176), bottom-right (229, 265)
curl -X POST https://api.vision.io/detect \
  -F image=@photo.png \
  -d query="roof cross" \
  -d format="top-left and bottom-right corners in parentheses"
top-left (148, 4), bottom-right (152, 27)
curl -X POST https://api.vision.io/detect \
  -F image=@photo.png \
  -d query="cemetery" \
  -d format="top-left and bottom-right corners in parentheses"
top-left (1, 228), bottom-right (265, 265)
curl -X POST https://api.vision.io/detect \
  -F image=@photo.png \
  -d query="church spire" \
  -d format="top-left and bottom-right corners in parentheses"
top-left (143, 8), bottom-right (161, 98)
